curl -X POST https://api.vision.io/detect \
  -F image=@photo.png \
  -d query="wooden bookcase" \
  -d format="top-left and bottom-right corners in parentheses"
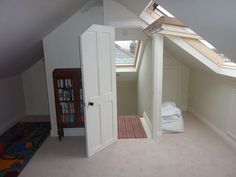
top-left (53, 68), bottom-right (84, 140)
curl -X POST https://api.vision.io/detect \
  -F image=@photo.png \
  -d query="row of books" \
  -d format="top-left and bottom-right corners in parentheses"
top-left (57, 79), bottom-right (72, 88)
top-left (60, 102), bottom-right (75, 114)
top-left (80, 89), bottom-right (83, 99)
top-left (80, 103), bottom-right (84, 113)
top-left (58, 89), bottom-right (74, 101)
top-left (80, 89), bottom-right (84, 113)
top-left (60, 114), bottom-right (75, 123)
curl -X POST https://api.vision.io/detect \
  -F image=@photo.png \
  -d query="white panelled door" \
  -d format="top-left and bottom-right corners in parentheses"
top-left (80, 25), bottom-right (117, 157)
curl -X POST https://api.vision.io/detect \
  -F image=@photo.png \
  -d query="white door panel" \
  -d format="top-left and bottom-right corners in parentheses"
top-left (80, 25), bottom-right (117, 157)
top-left (87, 105), bottom-right (101, 151)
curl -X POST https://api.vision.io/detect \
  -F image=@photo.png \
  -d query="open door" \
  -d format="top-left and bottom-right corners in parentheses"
top-left (80, 25), bottom-right (118, 157)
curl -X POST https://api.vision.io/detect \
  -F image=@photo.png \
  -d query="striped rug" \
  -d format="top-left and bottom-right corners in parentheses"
top-left (118, 115), bottom-right (147, 139)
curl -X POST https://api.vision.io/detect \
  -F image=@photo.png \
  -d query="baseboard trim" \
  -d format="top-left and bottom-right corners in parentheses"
top-left (143, 112), bottom-right (151, 132)
top-left (140, 117), bottom-right (151, 138)
top-left (188, 107), bottom-right (236, 149)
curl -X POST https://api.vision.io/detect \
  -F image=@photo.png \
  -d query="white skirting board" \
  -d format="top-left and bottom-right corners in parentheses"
top-left (143, 112), bottom-right (151, 130)
top-left (141, 112), bottom-right (152, 138)
top-left (188, 107), bottom-right (236, 149)
top-left (141, 112), bottom-right (162, 138)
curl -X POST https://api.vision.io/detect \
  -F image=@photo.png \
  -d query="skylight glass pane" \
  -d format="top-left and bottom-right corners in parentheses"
top-left (199, 39), bottom-right (216, 49)
top-left (156, 5), bottom-right (175, 17)
top-left (115, 40), bottom-right (139, 66)
top-left (199, 39), bottom-right (236, 63)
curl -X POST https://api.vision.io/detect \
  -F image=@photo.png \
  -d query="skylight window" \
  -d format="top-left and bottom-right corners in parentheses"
top-left (199, 39), bottom-right (216, 49)
top-left (200, 39), bottom-right (235, 63)
top-left (140, 1), bottom-right (176, 25)
top-left (155, 5), bottom-right (175, 18)
top-left (141, 1), bottom-right (236, 66)
top-left (115, 40), bottom-right (140, 67)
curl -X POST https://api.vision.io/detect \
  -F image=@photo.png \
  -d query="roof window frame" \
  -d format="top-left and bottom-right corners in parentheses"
top-left (115, 40), bottom-right (142, 68)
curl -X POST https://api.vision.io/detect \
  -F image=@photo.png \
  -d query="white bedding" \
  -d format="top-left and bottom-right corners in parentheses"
top-left (161, 102), bottom-right (184, 133)
top-left (162, 115), bottom-right (184, 133)
top-left (161, 101), bottom-right (181, 117)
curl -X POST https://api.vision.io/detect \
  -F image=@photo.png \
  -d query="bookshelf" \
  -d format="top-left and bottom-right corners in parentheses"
top-left (53, 68), bottom-right (84, 140)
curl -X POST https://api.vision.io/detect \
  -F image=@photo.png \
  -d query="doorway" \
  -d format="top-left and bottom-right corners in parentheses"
top-left (114, 38), bottom-right (148, 139)
top-left (80, 25), bottom-right (152, 157)
top-left (116, 79), bottom-right (146, 139)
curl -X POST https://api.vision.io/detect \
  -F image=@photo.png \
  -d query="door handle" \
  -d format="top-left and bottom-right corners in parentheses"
top-left (88, 102), bottom-right (94, 106)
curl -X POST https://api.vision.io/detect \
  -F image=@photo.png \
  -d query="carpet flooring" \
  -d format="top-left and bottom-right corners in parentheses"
top-left (0, 122), bottom-right (51, 177)
top-left (118, 115), bottom-right (147, 139)
top-left (19, 112), bottom-right (236, 177)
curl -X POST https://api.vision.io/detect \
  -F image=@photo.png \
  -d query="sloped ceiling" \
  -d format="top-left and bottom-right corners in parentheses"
top-left (115, 0), bottom-right (150, 17)
top-left (0, 0), bottom-right (87, 78)
top-left (157, 0), bottom-right (236, 61)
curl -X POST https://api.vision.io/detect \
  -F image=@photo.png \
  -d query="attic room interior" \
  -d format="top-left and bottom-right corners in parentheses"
top-left (1, 0), bottom-right (236, 177)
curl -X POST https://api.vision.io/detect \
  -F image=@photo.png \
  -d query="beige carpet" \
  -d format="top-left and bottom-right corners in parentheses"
top-left (19, 112), bottom-right (236, 177)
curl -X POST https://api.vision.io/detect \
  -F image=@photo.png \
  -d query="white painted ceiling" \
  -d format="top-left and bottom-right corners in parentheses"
top-left (157, 0), bottom-right (236, 61)
top-left (115, 0), bottom-right (150, 16)
top-left (0, 0), bottom-right (87, 78)
top-left (3, 0), bottom-right (233, 79)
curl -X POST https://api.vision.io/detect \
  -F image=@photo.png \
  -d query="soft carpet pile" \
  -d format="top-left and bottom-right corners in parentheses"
top-left (0, 122), bottom-right (50, 177)
top-left (18, 112), bottom-right (236, 177)
top-left (118, 115), bottom-right (147, 139)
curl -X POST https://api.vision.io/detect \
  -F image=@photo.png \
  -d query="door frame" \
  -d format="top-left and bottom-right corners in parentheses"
top-left (80, 25), bottom-right (164, 145)
top-left (152, 33), bottom-right (164, 138)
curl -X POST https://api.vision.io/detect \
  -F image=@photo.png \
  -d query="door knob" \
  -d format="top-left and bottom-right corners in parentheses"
top-left (88, 102), bottom-right (94, 106)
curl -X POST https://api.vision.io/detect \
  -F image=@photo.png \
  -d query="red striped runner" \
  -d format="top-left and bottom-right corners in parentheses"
top-left (118, 115), bottom-right (147, 139)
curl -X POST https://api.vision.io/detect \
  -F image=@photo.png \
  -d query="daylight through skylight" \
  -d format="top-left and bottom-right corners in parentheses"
top-left (156, 5), bottom-right (174, 18)
top-left (140, 1), bottom-right (236, 65)
top-left (115, 40), bottom-right (140, 67)
top-left (199, 39), bottom-right (216, 49)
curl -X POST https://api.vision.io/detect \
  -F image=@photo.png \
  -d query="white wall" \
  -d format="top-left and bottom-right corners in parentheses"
top-left (103, 0), bottom-right (147, 28)
top-left (117, 81), bottom-right (137, 115)
top-left (22, 59), bottom-right (49, 115)
top-left (43, 4), bottom-right (104, 136)
top-left (163, 49), bottom-right (190, 111)
top-left (189, 71), bottom-right (236, 141)
top-left (0, 75), bottom-right (26, 134)
top-left (115, 28), bottom-right (147, 41)
top-left (116, 0), bottom-right (150, 16)
top-left (137, 39), bottom-right (153, 123)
